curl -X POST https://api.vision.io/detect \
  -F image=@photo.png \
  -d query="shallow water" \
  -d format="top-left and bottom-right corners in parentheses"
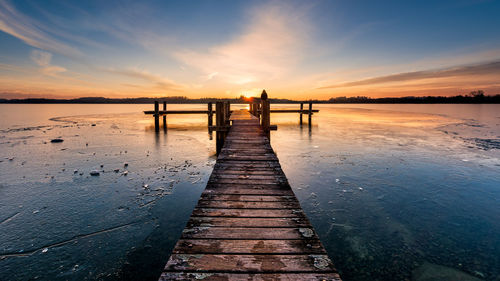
top-left (0, 104), bottom-right (499, 280)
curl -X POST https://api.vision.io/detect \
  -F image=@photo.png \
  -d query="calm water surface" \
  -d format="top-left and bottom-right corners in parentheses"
top-left (0, 104), bottom-right (499, 281)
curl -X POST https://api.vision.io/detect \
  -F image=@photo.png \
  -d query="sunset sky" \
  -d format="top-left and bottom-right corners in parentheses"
top-left (1, 0), bottom-right (500, 100)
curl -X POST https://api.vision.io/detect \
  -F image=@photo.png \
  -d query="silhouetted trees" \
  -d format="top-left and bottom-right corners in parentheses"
top-left (327, 90), bottom-right (499, 104)
top-left (1, 90), bottom-right (499, 104)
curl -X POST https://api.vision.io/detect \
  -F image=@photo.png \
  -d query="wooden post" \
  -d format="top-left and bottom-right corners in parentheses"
top-left (308, 102), bottom-right (312, 122)
top-left (154, 101), bottom-right (159, 132)
top-left (216, 102), bottom-right (225, 155)
top-left (300, 102), bottom-right (303, 125)
top-left (261, 99), bottom-right (270, 139)
top-left (162, 101), bottom-right (167, 131)
top-left (208, 102), bottom-right (213, 130)
top-left (308, 101), bottom-right (312, 130)
top-left (225, 101), bottom-right (231, 125)
top-left (256, 102), bottom-right (261, 121)
top-left (249, 103), bottom-right (253, 115)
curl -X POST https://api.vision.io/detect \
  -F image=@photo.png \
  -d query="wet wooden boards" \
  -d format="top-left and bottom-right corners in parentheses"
top-left (159, 110), bottom-right (342, 281)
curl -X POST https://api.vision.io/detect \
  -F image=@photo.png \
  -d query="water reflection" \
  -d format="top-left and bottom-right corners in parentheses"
top-left (271, 104), bottom-right (499, 281)
top-left (0, 104), bottom-right (498, 281)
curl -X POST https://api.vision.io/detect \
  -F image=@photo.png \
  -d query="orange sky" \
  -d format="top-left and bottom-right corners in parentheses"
top-left (1, 1), bottom-right (500, 100)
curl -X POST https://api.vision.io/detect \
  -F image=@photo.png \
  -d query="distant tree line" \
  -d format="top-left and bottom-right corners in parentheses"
top-left (0, 95), bottom-right (298, 104)
top-left (326, 90), bottom-right (500, 104)
top-left (1, 90), bottom-right (499, 104)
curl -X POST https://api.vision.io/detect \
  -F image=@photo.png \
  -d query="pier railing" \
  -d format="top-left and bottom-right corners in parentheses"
top-left (144, 91), bottom-right (319, 153)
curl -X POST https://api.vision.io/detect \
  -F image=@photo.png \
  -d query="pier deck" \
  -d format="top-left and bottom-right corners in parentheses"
top-left (160, 110), bottom-right (341, 281)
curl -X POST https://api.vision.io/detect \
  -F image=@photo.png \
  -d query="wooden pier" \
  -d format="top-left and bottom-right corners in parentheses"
top-left (158, 96), bottom-right (341, 280)
top-left (144, 100), bottom-right (318, 133)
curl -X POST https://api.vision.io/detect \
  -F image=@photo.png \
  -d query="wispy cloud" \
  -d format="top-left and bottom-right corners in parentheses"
top-left (318, 60), bottom-right (500, 89)
top-left (0, 0), bottom-right (82, 57)
top-left (30, 50), bottom-right (52, 66)
top-left (105, 68), bottom-right (184, 92)
top-left (175, 2), bottom-right (311, 85)
top-left (30, 49), bottom-right (66, 76)
top-left (40, 65), bottom-right (67, 76)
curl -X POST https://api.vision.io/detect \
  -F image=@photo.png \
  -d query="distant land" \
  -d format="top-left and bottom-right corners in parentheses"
top-left (1, 91), bottom-right (499, 104)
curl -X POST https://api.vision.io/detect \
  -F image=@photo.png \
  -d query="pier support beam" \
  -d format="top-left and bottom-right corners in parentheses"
top-left (253, 102), bottom-right (259, 117)
top-left (308, 101), bottom-right (312, 130)
top-left (300, 102), bottom-right (303, 126)
top-left (163, 101), bottom-right (167, 131)
top-left (225, 101), bottom-right (231, 126)
top-left (261, 92), bottom-right (270, 139)
top-left (215, 102), bottom-right (226, 155)
top-left (154, 101), bottom-right (160, 132)
top-left (208, 102), bottom-right (213, 132)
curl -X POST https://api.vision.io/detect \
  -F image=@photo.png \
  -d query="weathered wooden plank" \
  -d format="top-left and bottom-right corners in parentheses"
top-left (191, 208), bottom-right (306, 218)
top-left (224, 137), bottom-right (268, 141)
top-left (187, 217), bottom-right (310, 228)
top-left (210, 174), bottom-right (286, 180)
top-left (218, 155), bottom-right (279, 162)
top-left (215, 160), bottom-right (281, 166)
top-left (222, 144), bottom-right (270, 148)
top-left (206, 182), bottom-right (288, 188)
top-left (203, 188), bottom-right (293, 196)
top-left (211, 170), bottom-right (279, 175)
top-left (164, 254), bottom-right (336, 272)
top-left (160, 272), bottom-right (341, 281)
top-left (208, 178), bottom-right (285, 185)
top-left (199, 194), bottom-right (296, 202)
top-left (181, 227), bottom-right (319, 240)
top-left (172, 239), bottom-right (326, 254)
top-left (226, 131), bottom-right (263, 135)
top-left (223, 140), bottom-right (269, 145)
top-left (212, 169), bottom-right (283, 174)
top-left (213, 164), bottom-right (281, 170)
top-left (229, 128), bottom-right (262, 131)
top-left (197, 200), bottom-right (300, 209)
top-left (220, 148), bottom-right (275, 154)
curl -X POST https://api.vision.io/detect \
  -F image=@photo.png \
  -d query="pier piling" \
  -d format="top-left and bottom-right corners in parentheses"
top-left (215, 102), bottom-right (226, 155)
top-left (154, 101), bottom-right (160, 132)
top-left (208, 102), bottom-right (213, 131)
top-left (308, 101), bottom-right (313, 129)
top-left (300, 102), bottom-right (304, 125)
top-left (163, 101), bottom-right (167, 131)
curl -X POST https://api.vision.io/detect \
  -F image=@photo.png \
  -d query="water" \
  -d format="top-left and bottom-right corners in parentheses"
top-left (0, 104), bottom-right (499, 280)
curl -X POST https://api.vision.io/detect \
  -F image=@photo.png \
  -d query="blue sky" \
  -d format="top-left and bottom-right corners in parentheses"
top-left (1, 0), bottom-right (499, 99)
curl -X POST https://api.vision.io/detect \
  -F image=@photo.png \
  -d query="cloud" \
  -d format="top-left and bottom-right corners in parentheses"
top-left (105, 68), bottom-right (184, 92)
top-left (174, 2), bottom-right (311, 85)
top-left (30, 49), bottom-right (66, 76)
top-left (30, 50), bottom-right (52, 66)
top-left (0, 0), bottom-right (82, 57)
top-left (318, 60), bottom-right (500, 89)
top-left (41, 65), bottom-right (66, 76)
top-left (206, 72), bottom-right (218, 81)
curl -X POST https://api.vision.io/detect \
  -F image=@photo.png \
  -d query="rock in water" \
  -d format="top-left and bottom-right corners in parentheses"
top-left (50, 138), bottom-right (64, 143)
top-left (90, 170), bottom-right (100, 176)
